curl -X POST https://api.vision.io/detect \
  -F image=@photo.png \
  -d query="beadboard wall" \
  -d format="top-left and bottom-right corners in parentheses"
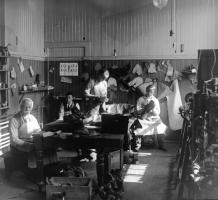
top-left (45, 0), bottom-right (218, 59)
top-left (7, 57), bottom-right (45, 124)
top-left (45, 58), bottom-right (198, 126)
top-left (0, 0), bottom-right (5, 46)
top-left (5, 0), bottom-right (44, 60)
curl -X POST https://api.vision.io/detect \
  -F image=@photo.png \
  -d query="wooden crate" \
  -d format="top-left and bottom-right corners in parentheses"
top-left (46, 177), bottom-right (92, 200)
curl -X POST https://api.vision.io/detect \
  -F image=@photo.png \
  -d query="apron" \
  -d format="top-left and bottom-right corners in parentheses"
top-left (128, 117), bottom-right (167, 136)
top-left (19, 116), bottom-right (36, 140)
top-left (18, 115), bottom-right (57, 168)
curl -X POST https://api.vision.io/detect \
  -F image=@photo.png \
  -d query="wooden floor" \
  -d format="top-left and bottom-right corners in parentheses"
top-left (122, 142), bottom-right (178, 200)
top-left (0, 142), bottom-right (178, 200)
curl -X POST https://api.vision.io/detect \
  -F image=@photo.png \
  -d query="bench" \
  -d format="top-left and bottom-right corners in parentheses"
top-left (1, 150), bottom-right (29, 179)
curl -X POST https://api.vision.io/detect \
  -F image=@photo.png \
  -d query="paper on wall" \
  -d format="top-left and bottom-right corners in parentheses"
top-left (18, 61), bottom-right (25, 72)
top-left (59, 63), bottom-right (78, 76)
top-left (61, 76), bottom-right (72, 83)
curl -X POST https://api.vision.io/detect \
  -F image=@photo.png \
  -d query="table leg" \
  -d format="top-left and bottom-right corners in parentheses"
top-left (96, 149), bottom-right (105, 186)
top-left (33, 135), bottom-right (44, 191)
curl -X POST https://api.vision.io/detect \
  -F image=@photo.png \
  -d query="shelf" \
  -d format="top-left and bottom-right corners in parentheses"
top-left (0, 46), bottom-right (9, 117)
top-left (0, 106), bottom-right (9, 110)
top-left (0, 88), bottom-right (9, 91)
top-left (19, 86), bottom-right (54, 94)
top-left (0, 56), bottom-right (9, 58)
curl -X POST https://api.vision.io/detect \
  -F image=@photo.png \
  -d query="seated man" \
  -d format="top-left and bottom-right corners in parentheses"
top-left (58, 93), bottom-right (92, 159)
top-left (129, 84), bottom-right (167, 152)
top-left (10, 98), bottom-right (41, 153)
top-left (58, 92), bottom-right (84, 128)
top-left (9, 98), bottom-right (57, 170)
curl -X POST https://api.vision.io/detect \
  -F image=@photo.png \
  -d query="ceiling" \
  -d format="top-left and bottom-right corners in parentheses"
top-left (89, 0), bottom-right (153, 16)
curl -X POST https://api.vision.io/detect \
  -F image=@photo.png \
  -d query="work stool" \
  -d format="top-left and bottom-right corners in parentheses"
top-left (2, 151), bottom-right (28, 179)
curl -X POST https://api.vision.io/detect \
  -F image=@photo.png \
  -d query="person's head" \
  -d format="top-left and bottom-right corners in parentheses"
top-left (97, 69), bottom-right (110, 82)
top-left (146, 84), bottom-right (156, 97)
top-left (20, 98), bottom-right (34, 116)
top-left (66, 92), bottom-right (74, 104)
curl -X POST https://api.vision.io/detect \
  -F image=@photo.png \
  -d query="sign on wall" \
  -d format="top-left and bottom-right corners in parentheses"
top-left (59, 63), bottom-right (78, 76)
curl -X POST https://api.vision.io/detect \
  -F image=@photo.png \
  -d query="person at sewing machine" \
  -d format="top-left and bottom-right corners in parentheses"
top-left (58, 92), bottom-right (84, 127)
top-left (83, 68), bottom-right (109, 124)
top-left (9, 98), bottom-right (58, 179)
top-left (129, 84), bottom-right (167, 152)
top-left (58, 92), bottom-right (81, 120)
top-left (9, 98), bottom-right (41, 153)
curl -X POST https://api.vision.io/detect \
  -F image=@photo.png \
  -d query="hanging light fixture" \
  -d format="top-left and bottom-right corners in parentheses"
top-left (153, 0), bottom-right (168, 9)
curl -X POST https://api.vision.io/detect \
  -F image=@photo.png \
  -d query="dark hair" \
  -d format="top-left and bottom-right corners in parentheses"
top-left (66, 92), bottom-right (73, 97)
top-left (146, 84), bottom-right (155, 92)
top-left (96, 68), bottom-right (109, 82)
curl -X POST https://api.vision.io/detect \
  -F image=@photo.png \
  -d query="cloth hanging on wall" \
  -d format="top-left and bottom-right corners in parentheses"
top-left (165, 60), bottom-right (174, 82)
top-left (148, 62), bottom-right (157, 74)
top-left (128, 76), bottom-right (144, 88)
top-left (166, 79), bottom-right (183, 130)
top-left (132, 63), bottom-right (143, 76)
top-left (107, 77), bottom-right (118, 102)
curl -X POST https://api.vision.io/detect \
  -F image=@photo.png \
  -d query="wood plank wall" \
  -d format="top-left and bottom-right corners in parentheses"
top-left (1, 0), bottom-right (45, 124)
top-left (46, 58), bottom-right (197, 102)
top-left (45, 0), bottom-right (218, 59)
top-left (5, 0), bottom-right (44, 58)
top-left (45, 58), bottom-right (197, 126)
top-left (7, 57), bottom-right (45, 124)
top-left (0, 0), bottom-right (5, 46)
top-left (101, 0), bottom-right (217, 58)
top-left (44, 0), bottom-right (102, 57)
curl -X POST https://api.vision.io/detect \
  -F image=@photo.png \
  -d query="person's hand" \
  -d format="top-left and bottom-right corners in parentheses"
top-left (64, 111), bottom-right (72, 116)
top-left (33, 129), bottom-right (41, 133)
top-left (100, 96), bottom-right (108, 102)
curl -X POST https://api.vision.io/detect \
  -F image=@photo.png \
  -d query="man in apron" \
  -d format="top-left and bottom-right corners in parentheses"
top-left (9, 98), bottom-right (57, 170)
top-left (129, 84), bottom-right (167, 151)
top-left (9, 98), bottom-right (41, 153)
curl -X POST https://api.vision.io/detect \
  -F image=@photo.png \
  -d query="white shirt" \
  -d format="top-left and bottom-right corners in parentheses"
top-left (9, 112), bottom-right (41, 151)
top-left (137, 95), bottom-right (160, 117)
top-left (94, 80), bottom-right (107, 98)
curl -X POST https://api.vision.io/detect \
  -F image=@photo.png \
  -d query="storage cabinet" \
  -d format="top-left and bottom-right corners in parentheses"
top-left (0, 46), bottom-right (10, 118)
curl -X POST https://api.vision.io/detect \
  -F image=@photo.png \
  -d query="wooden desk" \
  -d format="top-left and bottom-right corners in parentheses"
top-left (33, 133), bottom-right (124, 188)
